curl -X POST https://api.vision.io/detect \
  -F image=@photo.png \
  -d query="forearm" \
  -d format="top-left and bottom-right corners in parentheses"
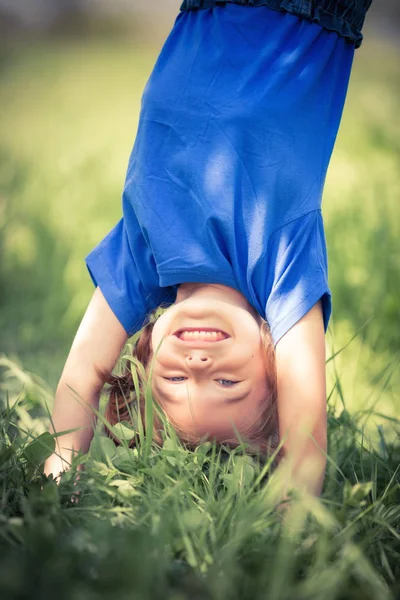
top-left (44, 376), bottom-right (101, 475)
top-left (52, 379), bottom-right (100, 456)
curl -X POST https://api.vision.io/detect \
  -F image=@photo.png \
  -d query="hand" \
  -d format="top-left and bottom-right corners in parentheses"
top-left (43, 452), bottom-right (83, 504)
top-left (43, 452), bottom-right (71, 481)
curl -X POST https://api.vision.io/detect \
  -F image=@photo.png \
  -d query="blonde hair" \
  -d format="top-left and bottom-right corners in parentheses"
top-left (101, 307), bottom-right (282, 462)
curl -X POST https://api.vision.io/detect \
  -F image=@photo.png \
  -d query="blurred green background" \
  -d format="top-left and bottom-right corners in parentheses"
top-left (0, 1), bottom-right (399, 434)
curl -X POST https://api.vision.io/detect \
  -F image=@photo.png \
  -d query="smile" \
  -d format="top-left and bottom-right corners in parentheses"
top-left (173, 327), bottom-right (231, 342)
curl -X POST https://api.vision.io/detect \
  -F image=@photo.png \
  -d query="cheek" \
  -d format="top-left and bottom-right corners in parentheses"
top-left (246, 351), bottom-right (268, 385)
top-left (152, 317), bottom-right (169, 354)
top-left (158, 402), bottom-right (195, 431)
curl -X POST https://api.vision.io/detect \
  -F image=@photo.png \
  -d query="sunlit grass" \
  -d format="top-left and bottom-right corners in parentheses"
top-left (0, 351), bottom-right (399, 599)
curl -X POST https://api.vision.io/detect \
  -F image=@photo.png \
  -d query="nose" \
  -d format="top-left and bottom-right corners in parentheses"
top-left (185, 352), bottom-right (211, 369)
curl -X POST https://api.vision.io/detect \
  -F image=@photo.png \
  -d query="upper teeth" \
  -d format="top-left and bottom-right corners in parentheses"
top-left (179, 330), bottom-right (225, 340)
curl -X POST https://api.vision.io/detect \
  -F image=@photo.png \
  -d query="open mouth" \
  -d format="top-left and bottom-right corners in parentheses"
top-left (173, 327), bottom-right (230, 342)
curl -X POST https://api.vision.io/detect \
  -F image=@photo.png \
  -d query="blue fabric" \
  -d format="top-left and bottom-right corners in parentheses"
top-left (180, 0), bottom-right (373, 49)
top-left (86, 3), bottom-right (355, 346)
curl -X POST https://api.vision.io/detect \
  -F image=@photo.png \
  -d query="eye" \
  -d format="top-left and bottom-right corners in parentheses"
top-left (217, 379), bottom-right (239, 386)
top-left (164, 377), bottom-right (239, 386)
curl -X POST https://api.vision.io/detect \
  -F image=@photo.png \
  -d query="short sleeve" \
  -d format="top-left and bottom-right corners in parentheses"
top-left (85, 218), bottom-right (175, 336)
top-left (265, 210), bottom-right (332, 347)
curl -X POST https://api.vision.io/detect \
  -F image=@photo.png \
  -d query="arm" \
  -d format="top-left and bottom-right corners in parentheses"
top-left (275, 299), bottom-right (327, 498)
top-left (44, 286), bottom-right (128, 477)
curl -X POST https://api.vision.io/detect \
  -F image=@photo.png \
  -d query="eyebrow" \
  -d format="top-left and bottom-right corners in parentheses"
top-left (153, 382), bottom-right (250, 405)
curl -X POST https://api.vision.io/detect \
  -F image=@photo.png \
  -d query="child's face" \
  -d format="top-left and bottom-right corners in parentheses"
top-left (150, 283), bottom-right (271, 442)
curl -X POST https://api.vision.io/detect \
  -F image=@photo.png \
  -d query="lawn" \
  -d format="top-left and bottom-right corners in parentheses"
top-left (0, 32), bottom-right (399, 599)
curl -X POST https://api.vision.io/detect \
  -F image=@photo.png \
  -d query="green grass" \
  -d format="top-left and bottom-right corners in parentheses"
top-left (0, 33), bottom-right (399, 599)
top-left (0, 353), bottom-right (399, 599)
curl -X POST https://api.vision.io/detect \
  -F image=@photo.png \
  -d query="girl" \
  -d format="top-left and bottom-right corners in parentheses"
top-left (44, 0), bottom-right (373, 497)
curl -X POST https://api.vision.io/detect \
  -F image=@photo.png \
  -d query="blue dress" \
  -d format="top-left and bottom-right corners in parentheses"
top-left (86, 3), bottom-right (355, 346)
